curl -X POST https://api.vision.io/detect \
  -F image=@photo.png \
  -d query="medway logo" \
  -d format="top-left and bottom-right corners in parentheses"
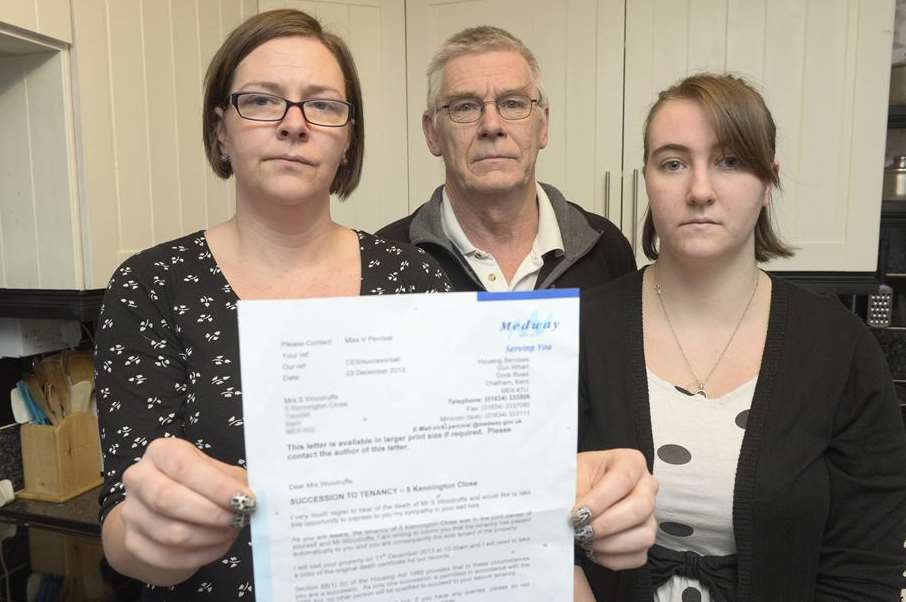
top-left (500, 311), bottom-right (559, 338)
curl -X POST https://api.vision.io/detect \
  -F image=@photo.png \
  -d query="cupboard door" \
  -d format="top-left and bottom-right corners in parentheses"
top-left (405, 0), bottom-right (621, 221)
top-left (0, 39), bottom-right (81, 289)
top-left (0, 0), bottom-right (72, 43)
top-left (260, 0), bottom-right (408, 233)
top-left (622, 0), bottom-right (894, 271)
top-left (71, 0), bottom-right (258, 289)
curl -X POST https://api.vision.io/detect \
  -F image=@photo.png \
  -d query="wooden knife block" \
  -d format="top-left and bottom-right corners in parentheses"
top-left (19, 412), bottom-right (102, 502)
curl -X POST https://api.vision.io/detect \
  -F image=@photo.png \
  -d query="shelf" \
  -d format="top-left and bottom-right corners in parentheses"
top-left (769, 271), bottom-right (878, 295)
top-left (0, 289), bottom-right (105, 322)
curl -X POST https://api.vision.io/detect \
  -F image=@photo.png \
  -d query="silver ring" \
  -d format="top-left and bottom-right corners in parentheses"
top-left (230, 513), bottom-right (250, 529)
top-left (574, 525), bottom-right (594, 544)
top-left (230, 492), bottom-right (257, 515)
top-left (571, 506), bottom-right (592, 528)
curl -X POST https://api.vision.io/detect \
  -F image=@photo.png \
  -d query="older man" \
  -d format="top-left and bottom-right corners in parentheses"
top-left (378, 26), bottom-right (653, 601)
top-left (377, 26), bottom-right (634, 292)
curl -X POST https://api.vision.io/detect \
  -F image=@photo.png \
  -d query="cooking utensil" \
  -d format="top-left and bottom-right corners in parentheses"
top-left (70, 381), bottom-right (92, 414)
top-left (17, 379), bottom-right (48, 425)
top-left (64, 350), bottom-right (94, 384)
top-left (24, 373), bottom-right (59, 426)
top-left (35, 354), bottom-right (70, 419)
top-left (64, 350), bottom-right (94, 413)
top-left (10, 386), bottom-right (31, 424)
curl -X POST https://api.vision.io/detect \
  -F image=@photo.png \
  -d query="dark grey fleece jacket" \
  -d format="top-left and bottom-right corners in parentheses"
top-left (376, 182), bottom-right (636, 291)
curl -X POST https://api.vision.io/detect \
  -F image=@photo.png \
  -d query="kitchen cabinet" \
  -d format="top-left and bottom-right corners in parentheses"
top-left (0, 0), bottom-right (72, 44)
top-left (0, 1), bottom-right (258, 293)
top-left (405, 0), bottom-right (894, 272)
top-left (404, 0), bottom-right (621, 222)
top-left (620, 0), bottom-right (895, 272)
top-left (0, 0), bottom-right (895, 294)
top-left (72, 0), bottom-right (258, 289)
top-left (406, 0), bottom-right (894, 272)
top-left (260, 0), bottom-right (409, 234)
top-left (0, 26), bottom-right (81, 290)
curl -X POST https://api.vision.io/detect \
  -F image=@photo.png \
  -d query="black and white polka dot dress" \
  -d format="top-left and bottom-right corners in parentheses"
top-left (94, 230), bottom-right (451, 601)
top-left (648, 370), bottom-right (756, 602)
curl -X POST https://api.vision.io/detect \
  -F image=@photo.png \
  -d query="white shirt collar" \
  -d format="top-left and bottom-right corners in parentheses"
top-left (440, 183), bottom-right (564, 259)
top-left (534, 184), bottom-right (565, 258)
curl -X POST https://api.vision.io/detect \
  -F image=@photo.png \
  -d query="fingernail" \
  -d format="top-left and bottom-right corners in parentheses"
top-left (570, 506), bottom-right (592, 528)
top-left (230, 513), bottom-right (250, 529)
top-left (230, 492), bottom-right (257, 515)
top-left (574, 525), bottom-right (594, 544)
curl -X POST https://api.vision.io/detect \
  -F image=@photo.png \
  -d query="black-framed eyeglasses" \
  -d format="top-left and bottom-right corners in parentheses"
top-left (436, 94), bottom-right (540, 124)
top-left (228, 92), bottom-right (353, 127)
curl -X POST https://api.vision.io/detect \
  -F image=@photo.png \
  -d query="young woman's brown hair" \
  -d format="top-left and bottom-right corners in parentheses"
top-left (641, 73), bottom-right (794, 262)
top-left (202, 9), bottom-right (364, 199)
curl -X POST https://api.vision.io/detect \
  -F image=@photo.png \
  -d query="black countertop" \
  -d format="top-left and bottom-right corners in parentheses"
top-left (0, 486), bottom-right (144, 601)
top-left (0, 485), bottom-right (100, 535)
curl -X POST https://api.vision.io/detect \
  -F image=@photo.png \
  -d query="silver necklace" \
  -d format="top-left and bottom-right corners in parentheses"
top-left (653, 268), bottom-right (760, 398)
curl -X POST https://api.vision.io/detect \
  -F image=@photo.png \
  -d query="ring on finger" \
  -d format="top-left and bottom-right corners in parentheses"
top-left (574, 525), bottom-right (594, 544)
top-left (230, 513), bottom-right (251, 529)
top-left (570, 506), bottom-right (592, 529)
top-left (230, 492), bottom-right (257, 515)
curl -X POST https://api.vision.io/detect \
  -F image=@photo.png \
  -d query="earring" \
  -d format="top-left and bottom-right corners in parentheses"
top-left (341, 153), bottom-right (348, 165)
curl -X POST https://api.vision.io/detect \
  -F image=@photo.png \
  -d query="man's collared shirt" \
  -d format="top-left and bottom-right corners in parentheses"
top-left (440, 184), bottom-right (565, 292)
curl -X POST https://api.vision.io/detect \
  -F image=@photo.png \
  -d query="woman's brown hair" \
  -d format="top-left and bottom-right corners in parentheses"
top-left (202, 9), bottom-right (364, 199)
top-left (641, 73), bottom-right (794, 262)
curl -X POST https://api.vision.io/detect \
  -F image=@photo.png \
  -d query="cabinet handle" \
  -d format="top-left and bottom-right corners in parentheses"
top-left (604, 171), bottom-right (611, 219)
top-left (631, 169), bottom-right (639, 252)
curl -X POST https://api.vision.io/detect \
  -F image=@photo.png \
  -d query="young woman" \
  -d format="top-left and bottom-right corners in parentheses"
top-left (576, 73), bottom-right (906, 601)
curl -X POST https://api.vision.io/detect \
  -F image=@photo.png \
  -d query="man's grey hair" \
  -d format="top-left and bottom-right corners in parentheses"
top-left (425, 26), bottom-right (546, 114)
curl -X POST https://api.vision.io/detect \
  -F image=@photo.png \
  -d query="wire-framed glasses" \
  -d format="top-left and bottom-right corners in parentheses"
top-left (437, 94), bottom-right (540, 124)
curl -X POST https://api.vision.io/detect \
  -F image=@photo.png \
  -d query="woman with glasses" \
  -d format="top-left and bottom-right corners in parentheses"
top-left (93, 10), bottom-right (450, 600)
top-left (576, 73), bottom-right (906, 601)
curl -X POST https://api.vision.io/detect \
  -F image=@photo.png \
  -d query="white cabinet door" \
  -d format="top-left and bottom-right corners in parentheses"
top-left (70, 0), bottom-right (257, 288)
top-left (622, 0), bottom-right (894, 271)
top-left (0, 0), bottom-right (72, 43)
top-left (0, 32), bottom-right (81, 289)
top-left (405, 0), bottom-right (621, 221)
top-left (260, 0), bottom-right (408, 234)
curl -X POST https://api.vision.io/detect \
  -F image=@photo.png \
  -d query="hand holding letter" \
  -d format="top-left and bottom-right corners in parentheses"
top-left (114, 437), bottom-right (255, 573)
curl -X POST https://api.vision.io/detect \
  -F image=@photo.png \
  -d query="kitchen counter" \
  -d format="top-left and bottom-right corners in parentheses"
top-left (0, 486), bottom-right (99, 535)
top-left (0, 486), bottom-right (141, 601)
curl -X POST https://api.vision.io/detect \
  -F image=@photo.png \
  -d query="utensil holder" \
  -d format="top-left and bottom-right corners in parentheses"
top-left (18, 412), bottom-right (102, 502)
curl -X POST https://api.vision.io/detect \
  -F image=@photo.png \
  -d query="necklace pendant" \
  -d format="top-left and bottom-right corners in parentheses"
top-left (674, 384), bottom-right (708, 398)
